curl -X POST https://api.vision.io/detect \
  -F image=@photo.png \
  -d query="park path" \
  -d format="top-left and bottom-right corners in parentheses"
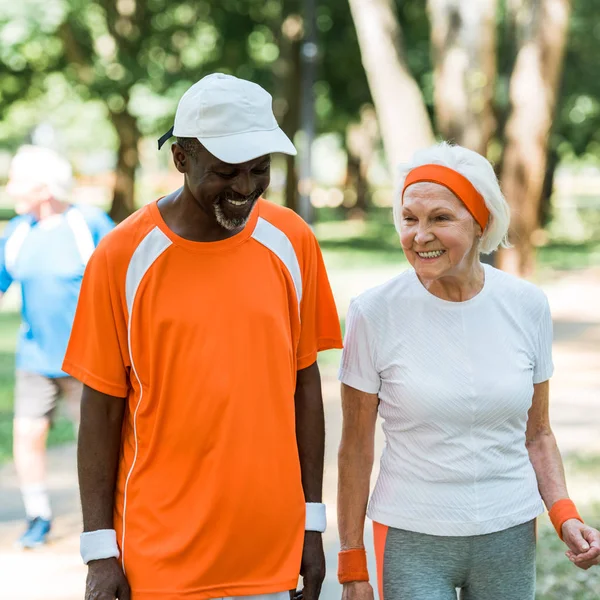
top-left (0, 266), bottom-right (599, 600)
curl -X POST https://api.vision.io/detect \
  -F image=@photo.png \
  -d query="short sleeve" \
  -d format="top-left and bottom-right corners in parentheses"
top-left (296, 233), bottom-right (343, 370)
top-left (0, 218), bottom-right (23, 293)
top-left (0, 236), bottom-right (13, 293)
top-left (62, 244), bottom-right (130, 397)
top-left (533, 295), bottom-right (554, 384)
top-left (338, 299), bottom-right (381, 394)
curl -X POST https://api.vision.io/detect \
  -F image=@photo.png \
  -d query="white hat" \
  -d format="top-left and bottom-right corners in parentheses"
top-left (7, 145), bottom-right (73, 201)
top-left (158, 73), bottom-right (297, 164)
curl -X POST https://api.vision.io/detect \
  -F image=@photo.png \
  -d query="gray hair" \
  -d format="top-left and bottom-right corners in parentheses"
top-left (393, 142), bottom-right (511, 254)
top-left (9, 145), bottom-right (73, 201)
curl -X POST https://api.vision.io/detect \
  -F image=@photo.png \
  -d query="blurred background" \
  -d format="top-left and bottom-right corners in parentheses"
top-left (0, 0), bottom-right (599, 598)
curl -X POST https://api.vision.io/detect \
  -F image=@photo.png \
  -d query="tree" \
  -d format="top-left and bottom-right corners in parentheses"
top-left (347, 0), bottom-right (434, 177)
top-left (0, 2), bottom-right (66, 132)
top-left (539, 0), bottom-right (600, 228)
top-left (278, 12), bottom-right (303, 212)
top-left (427, 0), bottom-right (498, 156)
top-left (496, 0), bottom-right (572, 275)
top-left (57, 0), bottom-right (277, 220)
top-left (345, 106), bottom-right (379, 211)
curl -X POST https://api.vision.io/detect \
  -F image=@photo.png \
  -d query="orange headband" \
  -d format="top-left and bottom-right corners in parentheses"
top-left (402, 164), bottom-right (489, 230)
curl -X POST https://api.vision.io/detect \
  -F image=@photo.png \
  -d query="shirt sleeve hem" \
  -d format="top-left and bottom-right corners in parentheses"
top-left (297, 338), bottom-right (343, 370)
top-left (62, 360), bottom-right (128, 398)
top-left (297, 352), bottom-right (318, 370)
top-left (338, 368), bottom-right (380, 394)
top-left (317, 337), bottom-right (343, 352)
top-left (533, 367), bottom-right (554, 384)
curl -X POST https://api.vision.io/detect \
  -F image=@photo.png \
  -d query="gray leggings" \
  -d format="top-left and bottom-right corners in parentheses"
top-left (376, 520), bottom-right (536, 600)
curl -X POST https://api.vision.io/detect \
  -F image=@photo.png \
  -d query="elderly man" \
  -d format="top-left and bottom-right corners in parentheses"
top-left (63, 74), bottom-right (342, 600)
top-left (0, 145), bottom-right (114, 548)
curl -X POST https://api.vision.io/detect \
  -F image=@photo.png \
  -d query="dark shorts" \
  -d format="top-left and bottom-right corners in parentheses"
top-left (14, 370), bottom-right (82, 421)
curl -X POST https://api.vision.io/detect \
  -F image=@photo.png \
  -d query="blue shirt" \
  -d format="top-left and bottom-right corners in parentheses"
top-left (0, 205), bottom-right (114, 377)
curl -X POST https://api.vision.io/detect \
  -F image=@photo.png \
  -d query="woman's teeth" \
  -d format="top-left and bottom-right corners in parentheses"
top-left (417, 250), bottom-right (445, 258)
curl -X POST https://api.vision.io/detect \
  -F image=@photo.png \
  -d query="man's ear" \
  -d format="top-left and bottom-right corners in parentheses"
top-left (171, 143), bottom-right (187, 174)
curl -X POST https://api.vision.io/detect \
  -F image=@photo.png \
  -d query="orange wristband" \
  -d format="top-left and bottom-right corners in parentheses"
top-left (549, 498), bottom-right (583, 540)
top-left (338, 548), bottom-right (369, 584)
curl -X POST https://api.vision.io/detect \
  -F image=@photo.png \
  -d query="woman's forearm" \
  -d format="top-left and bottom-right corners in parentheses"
top-left (338, 443), bottom-right (374, 550)
top-left (527, 430), bottom-right (569, 509)
top-left (338, 384), bottom-right (379, 550)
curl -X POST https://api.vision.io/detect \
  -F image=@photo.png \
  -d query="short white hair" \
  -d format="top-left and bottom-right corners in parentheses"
top-left (8, 145), bottom-right (73, 201)
top-left (393, 142), bottom-right (510, 254)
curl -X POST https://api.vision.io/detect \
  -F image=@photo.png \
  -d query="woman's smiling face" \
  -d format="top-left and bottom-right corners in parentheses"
top-left (400, 182), bottom-right (482, 282)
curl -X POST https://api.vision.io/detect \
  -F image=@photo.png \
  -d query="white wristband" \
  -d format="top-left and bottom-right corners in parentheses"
top-left (305, 502), bottom-right (327, 532)
top-left (80, 529), bottom-right (120, 564)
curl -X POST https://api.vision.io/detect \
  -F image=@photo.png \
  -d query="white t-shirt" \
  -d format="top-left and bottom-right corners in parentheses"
top-left (339, 264), bottom-right (553, 536)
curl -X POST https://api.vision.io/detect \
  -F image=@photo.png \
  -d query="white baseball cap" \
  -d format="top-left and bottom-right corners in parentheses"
top-left (7, 145), bottom-right (73, 201)
top-left (158, 73), bottom-right (297, 164)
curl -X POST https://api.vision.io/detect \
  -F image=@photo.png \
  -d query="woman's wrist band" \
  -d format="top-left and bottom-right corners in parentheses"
top-left (305, 503), bottom-right (327, 532)
top-left (338, 548), bottom-right (369, 584)
top-left (549, 498), bottom-right (583, 540)
top-left (80, 529), bottom-right (120, 564)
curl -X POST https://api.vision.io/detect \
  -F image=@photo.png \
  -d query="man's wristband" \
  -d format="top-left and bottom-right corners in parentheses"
top-left (338, 548), bottom-right (369, 584)
top-left (80, 529), bottom-right (120, 564)
top-left (305, 502), bottom-right (327, 532)
top-left (549, 498), bottom-right (583, 540)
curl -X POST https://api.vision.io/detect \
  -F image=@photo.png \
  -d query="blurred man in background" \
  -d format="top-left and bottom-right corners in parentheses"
top-left (0, 145), bottom-right (114, 548)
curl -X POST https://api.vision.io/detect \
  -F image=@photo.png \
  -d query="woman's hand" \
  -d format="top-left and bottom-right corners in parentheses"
top-left (341, 582), bottom-right (375, 600)
top-left (563, 519), bottom-right (600, 570)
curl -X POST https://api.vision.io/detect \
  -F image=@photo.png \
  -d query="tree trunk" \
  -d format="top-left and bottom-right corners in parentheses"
top-left (348, 0), bottom-right (434, 178)
top-left (428, 0), bottom-right (498, 156)
top-left (345, 105), bottom-right (379, 213)
top-left (496, 0), bottom-right (571, 276)
top-left (280, 15), bottom-right (303, 212)
top-left (285, 153), bottom-right (299, 213)
top-left (109, 110), bottom-right (140, 222)
top-left (539, 144), bottom-right (559, 227)
top-left (345, 150), bottom-right (369, 212)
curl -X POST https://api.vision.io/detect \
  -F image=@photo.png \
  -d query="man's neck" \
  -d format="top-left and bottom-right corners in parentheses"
top-left (32, 198), bottom-right (70, 221)
top-left (157, 188), bottom-right (244, 243)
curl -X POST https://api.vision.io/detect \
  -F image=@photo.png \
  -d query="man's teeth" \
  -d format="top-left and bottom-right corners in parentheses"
top-left (417, 250), bottom-right (445, 258)
top-left (227, 198), bottom-right (250, 206)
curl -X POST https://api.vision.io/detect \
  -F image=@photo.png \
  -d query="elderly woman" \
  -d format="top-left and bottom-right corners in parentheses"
top-left (336, 142), bottom-right (600, 600)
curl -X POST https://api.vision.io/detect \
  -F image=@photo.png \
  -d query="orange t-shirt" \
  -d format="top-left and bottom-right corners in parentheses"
top-left (63, 199), bottom-right (342, 599)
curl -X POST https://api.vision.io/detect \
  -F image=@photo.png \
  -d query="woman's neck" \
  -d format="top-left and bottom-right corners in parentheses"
top-left (419, 262), bottom-right (485, 302)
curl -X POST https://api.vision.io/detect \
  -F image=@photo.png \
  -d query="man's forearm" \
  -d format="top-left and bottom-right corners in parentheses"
top-left (294, 362), bottom-right (325, 503)
top-left (78, 385), bottom-right (126, 532)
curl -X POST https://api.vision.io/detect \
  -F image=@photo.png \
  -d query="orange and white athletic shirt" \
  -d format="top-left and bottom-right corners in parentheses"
top-left (63, 199), bottom-right (343, 600)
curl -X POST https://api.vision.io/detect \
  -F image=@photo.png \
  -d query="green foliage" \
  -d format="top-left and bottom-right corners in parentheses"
top-left (537, 516), bottom-right (600, 599)
top-left (552, 0), bottom-right (600, 162)
top-left (2, 0), bottom-right (600, 180)
top-left (0, 2), bottom-right (65, 116)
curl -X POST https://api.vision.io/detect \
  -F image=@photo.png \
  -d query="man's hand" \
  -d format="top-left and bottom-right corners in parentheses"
top-left (563, 519), bottom-right (600, 570)
top-left (294, 531), bottom-right (325, 600)
top-left (85, 558), bottom-right (130, 600)
top-left (341, 581), bottom-right (375, 600)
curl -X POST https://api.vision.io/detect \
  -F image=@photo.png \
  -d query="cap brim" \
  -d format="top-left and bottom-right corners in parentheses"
top-left (199, 127), bottom-right (297, 164)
